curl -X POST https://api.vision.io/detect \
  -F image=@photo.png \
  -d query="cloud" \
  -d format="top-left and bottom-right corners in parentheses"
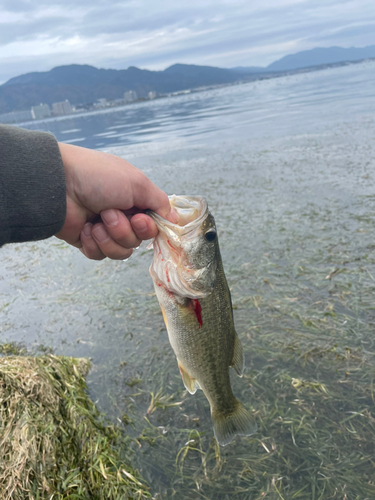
top-left (0, 0), bottom-right (374, 83)
top-left (0, 17), bottom-right (68, 45)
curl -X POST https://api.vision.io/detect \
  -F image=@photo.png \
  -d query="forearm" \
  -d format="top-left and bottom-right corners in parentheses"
top-left (0, 127), bottom-right (176, 259)
top-left (0, 125), bottom-right (66, 246)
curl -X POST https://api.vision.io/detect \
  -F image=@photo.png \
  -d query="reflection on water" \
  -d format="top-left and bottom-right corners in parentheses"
top-left (2, 61), bottom-right (375, 498)
top-left (22, 60), bottom-right (375, 150)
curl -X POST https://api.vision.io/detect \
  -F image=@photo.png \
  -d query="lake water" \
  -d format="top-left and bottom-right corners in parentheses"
top-left (2, 60), bottom-right (375, 498)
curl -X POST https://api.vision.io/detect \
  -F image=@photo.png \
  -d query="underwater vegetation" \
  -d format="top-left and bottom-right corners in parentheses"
top-left (122, 243), bottom-right (375, 500)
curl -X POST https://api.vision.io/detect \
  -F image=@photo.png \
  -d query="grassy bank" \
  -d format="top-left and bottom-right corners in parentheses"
top-left (0, 354), bottom-right (149, 499)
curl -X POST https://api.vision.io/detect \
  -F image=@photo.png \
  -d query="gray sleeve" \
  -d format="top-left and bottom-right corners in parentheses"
top-left (0, 125), bottom-right (66, 246)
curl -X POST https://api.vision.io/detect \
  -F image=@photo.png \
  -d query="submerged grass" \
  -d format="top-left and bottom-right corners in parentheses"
top-left (0, 355), bottom-right (149, 499)
top-left (113, 220), bottom-right (375, 499)
top-left (129, 333), bottom-right (375, 499)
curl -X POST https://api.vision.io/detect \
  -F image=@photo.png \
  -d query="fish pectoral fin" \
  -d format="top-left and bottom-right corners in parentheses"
top-left (230, 333), bottom-right (244, 377)
top-left (159, 303), bottom-right (169, 331)
top-left (177, 360), bottom-right (200, 395)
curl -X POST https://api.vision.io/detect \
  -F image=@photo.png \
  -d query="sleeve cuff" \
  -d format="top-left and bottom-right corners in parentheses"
top-left (0, 125), bottom-right (66, 245)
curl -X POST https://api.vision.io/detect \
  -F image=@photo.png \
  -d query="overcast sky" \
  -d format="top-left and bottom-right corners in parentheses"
top-left (0, 0), bottom-right (374, 83)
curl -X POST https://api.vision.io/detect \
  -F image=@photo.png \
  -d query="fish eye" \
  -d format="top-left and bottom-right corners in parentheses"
top-left (205, 230), bottom-right (217, 242)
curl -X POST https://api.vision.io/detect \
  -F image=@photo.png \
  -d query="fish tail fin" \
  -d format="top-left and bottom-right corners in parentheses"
top-left (211, 398), bottom-right (257, 446)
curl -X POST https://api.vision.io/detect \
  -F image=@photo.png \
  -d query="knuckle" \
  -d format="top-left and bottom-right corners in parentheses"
top-left (134, 170), bottom-right (150, 190)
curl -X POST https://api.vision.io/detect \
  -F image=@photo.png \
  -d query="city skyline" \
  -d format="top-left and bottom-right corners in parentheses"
top-left (0, 90), bottom-right (143, 123)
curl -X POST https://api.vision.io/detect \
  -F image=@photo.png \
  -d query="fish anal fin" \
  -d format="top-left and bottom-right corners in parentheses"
top-left (212, 398), bottom-right (257, 446)
top-left (177, 360), bottom-right (199, 394)
top-left (230, 334), bottom-right (244, 377)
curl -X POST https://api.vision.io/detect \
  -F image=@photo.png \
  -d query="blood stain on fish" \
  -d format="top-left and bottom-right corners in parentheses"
top-left (192, 299), bottom-right (203, 328)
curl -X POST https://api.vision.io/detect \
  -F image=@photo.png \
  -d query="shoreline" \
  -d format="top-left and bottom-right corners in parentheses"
top-left (3, 56), bottom-right (374, 128)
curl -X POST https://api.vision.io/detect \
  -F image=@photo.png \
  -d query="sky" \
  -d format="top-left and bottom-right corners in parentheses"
top-left (0, 0), bottom-right (374, 84)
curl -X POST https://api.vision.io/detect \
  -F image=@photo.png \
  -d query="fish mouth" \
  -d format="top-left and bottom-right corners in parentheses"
top-left (147, 195), bottom-right (208, 238)
top-left (148, 195), bottom-right (212, 299)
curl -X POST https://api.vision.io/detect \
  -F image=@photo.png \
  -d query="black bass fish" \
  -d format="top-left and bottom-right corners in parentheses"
top-left (148, 195), bottom-right (256, 446)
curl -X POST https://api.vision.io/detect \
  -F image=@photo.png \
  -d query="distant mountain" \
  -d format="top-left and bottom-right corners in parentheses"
top-left (164, 63), bottom-right (237, 80)
top-left (229, 66), bottom-right (266, 74)
top-left (1, 46), bottom-right (374, 115)
top-left (0, 64), bottom-right (246, 114)
top-left (266, 45), bottom-right (375, 71)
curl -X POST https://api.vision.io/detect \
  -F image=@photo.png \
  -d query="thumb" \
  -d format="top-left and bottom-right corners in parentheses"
top-left (131, 172), bottom-right (179, 223)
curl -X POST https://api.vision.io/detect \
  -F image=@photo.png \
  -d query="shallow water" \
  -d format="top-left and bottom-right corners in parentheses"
top-left (2, 61), bottom-right (375, 498)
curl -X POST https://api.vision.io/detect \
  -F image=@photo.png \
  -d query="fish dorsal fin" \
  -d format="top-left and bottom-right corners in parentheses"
top-left (177, 360), bottom-right (200, 394)
top-left (230, 334), bottom-right (244, 377)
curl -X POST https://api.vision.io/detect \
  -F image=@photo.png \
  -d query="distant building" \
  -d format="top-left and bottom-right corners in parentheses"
top-left (31, 104), bottom-right (51, 120)
top-left (96, 98), bottom-right (108, 107)
top-left (52, 100), bottom-right (72, 116)
top-left (75, 102), bottom-right (93, 111)
top-left (0, 109), bottom-right (33, 124)
top-left (124, 90), bottom-right (137, 103)
top-left (148, 91), bottom-right (157, 100)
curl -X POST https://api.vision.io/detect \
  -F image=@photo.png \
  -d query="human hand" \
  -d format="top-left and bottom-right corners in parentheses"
top-left (55, 143), bottom-right (178, 260)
